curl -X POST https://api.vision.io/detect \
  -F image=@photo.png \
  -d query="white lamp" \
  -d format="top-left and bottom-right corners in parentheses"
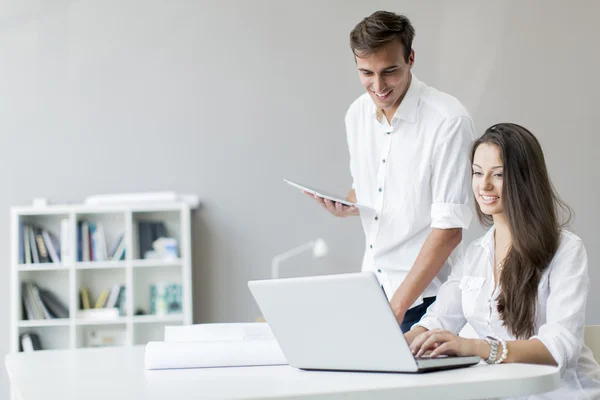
top-left (271, 238), bottom-right (328, 279)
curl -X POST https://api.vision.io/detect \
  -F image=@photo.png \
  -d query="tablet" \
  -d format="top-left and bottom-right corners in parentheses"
top-left (283, 178), bottom-right (373, 210)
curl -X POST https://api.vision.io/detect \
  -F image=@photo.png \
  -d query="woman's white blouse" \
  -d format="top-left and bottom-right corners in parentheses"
top-left (416, 227), bottom-right (600, 399)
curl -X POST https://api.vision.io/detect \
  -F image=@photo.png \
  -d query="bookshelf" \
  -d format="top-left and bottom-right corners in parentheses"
top-left (9, 202), bottom-right (194, 353)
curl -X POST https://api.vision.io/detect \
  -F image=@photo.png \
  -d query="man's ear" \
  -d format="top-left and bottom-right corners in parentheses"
top-left (408, 49), bottom-right (415, 69)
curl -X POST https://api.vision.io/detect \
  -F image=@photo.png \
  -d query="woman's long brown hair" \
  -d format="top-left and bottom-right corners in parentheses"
top-left (471, 123), bottom-right (572, 339)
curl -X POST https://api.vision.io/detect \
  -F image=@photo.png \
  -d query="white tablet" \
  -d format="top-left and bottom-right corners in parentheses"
top-left (283, 178), bottom-right (373, 211)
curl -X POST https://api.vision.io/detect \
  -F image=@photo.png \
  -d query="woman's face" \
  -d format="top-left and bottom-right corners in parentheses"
top-left (472, 143), bottom-right (505, 216)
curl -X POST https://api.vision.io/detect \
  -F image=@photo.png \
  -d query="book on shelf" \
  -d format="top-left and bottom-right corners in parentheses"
top-left (19, 222), bottom-right (69, 265)
top-left (138, 220), bottom-right (178, 259)
top-left (20, 332), bottom-right (42, 352)
top-left (144, 323), bottom-right (287, 370)
top-left (79, 284), bottom-right (126, 318)
top-left (21, 282), bottom-right (68, 320)
top-left (77, 221), bottom-right (125, 262)
top-left (109, 234), bottom-right (126, 261)
top-left (150, 283), bottom-right (182, 315)
top-left (28, 227), bottom-right (39, 264)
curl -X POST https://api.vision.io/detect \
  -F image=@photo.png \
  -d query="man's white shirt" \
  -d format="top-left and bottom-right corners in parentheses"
top-left (345, 74), bottom-right (475, 308)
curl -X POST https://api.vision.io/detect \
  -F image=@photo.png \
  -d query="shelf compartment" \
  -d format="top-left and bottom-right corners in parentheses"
top-left (18, 326), bottom-right (70, 351)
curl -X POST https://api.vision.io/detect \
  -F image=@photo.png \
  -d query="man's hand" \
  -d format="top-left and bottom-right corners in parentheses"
top-left (409, 329), bottom-right (479, 358)
top-left (304, 191), bottom-right (359, 217)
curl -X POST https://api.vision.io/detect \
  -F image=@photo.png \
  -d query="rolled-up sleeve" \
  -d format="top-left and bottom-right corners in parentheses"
top-left (530, 237), bottom-right (589, 375)
top-left (414, 255), bottom-right (467, 333)
top-left (430, 116), bottom-right (475, 229)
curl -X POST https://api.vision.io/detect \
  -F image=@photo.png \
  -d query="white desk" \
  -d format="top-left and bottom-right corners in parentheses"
top-left (5, 346), bottom-right (560, 400)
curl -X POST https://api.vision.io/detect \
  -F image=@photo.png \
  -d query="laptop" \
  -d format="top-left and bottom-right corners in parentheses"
top-left (248, 271), bottom-right (480, 373)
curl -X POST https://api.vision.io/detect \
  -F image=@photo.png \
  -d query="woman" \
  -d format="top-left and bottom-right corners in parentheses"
top-left (406, 123), bottom-right (600, 398)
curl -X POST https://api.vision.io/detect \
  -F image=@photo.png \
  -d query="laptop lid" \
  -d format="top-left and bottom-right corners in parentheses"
top-left (248, 271), bottom-right (420, 372)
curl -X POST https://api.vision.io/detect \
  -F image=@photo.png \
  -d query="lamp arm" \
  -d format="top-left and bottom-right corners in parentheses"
top-left (271, 241), bottom-right (315, 279)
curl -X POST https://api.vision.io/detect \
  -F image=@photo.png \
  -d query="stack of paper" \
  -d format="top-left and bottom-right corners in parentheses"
top-left (144, 322), bottom-right (287, 370)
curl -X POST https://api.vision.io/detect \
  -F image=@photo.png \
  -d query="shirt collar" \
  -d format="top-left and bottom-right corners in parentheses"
top-left (371, 73), bottom-right (422, 124)
top-left (477, 225), bottom-right (496, 251)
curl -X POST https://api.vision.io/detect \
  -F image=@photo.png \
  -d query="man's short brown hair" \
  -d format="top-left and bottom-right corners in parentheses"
top-left (349, 11), bottom-right (415, 62)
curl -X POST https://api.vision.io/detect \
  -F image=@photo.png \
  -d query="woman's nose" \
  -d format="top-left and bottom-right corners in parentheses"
top-left (482, 176), bottom-right (494, 190)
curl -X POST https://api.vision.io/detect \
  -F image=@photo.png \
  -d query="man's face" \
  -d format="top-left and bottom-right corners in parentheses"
top-left (355, 40), bottom-right (414, 112)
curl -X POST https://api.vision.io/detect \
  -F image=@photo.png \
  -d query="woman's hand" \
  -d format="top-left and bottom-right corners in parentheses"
top-left (409, 329), bottom-right (477, 358)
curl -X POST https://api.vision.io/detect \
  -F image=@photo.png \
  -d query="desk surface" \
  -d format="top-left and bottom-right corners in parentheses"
top-left (5, 346), bottom-right (560, 400)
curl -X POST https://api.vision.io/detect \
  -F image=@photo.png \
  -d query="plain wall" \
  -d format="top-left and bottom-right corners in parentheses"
top-left (1, 0), bottom-right (599, 398)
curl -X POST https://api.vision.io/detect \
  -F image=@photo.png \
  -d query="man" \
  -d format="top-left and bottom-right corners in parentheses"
top-left (309, 11), bottom-right (475, 332)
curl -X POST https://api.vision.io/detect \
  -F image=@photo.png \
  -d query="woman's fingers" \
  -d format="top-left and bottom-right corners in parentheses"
top-left (415, 332), bottom-right (453, 357)
top-left (409, 331), bottom-right (432, 354)
top-left (430, 342), bottom-right (458, 357)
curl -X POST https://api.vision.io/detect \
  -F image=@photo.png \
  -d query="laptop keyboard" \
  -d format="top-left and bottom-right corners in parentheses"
top-left (416, 354), bottom-right (450, 359)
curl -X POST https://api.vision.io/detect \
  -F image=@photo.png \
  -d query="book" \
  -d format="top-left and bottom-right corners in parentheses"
top-left (96, 223), bottom-right (108, 261)
top-left (42, 230), bottom-right (61, 263)
top-left (80, 288), bottom-right (91, 309)
top-left (29, 227), bottom-right (39, 264)
top-left (18, 221), bottom-right (24, 264)
top-left (34, 229), bottom-right (50, 263)
top-left (94, 288), bottom-right (109, 308)
top-left (60, 219), bottom-right (71, 263)
top-left (20, 333), bottom-right (42, 352)
top-left (81, 221), bottom-right (90, 262)
top-left (138, 221), bottom-right (154, 259)
top-left (111, 235), bottom-right (126, 261)
top-left (38, 288), bottom-right (69, 318)
top-left (23, 225), bottom-right (32, 264)
top-left (21, 282), bottom-right (37, 320)
top-left (104, 284), bottom-right (123, 309)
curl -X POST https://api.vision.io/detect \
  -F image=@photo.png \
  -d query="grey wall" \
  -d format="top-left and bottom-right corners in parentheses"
top-left (0, 0), bottom-right (599, 398)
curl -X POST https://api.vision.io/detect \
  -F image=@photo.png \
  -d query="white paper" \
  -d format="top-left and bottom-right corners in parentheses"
top-left (144, 339), bottom-right (287, 370)
top-left (164, 322), bottom-right (275, 342)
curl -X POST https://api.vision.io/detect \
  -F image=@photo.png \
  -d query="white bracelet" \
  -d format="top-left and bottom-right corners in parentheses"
top-left (495, 337), bottom-right (508, 364)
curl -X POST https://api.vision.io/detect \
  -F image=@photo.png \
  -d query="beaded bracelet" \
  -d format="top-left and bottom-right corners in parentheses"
top-left (495, 337), bottom-right (508, 364)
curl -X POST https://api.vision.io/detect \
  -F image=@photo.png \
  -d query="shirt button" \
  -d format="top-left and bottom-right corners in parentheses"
top-left (374, 216), bottom-right (378, 221)
top-left (377, 269), bottom-right (381, 273)
top-left (382, 159), bottom-right (386, 163)
top-left (378, 188), bottom-right (382, 192)
top-left (370, 244), bottom-right (373, 249)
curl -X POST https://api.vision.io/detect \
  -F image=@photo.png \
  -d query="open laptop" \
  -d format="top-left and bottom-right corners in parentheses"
top-left (248, 271), bottom-right (480, 373)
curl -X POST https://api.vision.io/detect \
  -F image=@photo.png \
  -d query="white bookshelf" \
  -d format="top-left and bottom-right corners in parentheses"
top-left (9, 202), bottom-right (194, 353)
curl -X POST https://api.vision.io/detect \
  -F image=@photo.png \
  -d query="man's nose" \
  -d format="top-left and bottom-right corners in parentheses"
top-left (373, 75), bottom-right (385, 92)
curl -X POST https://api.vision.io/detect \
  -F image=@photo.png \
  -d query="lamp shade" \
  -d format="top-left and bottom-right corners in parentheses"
top-left (312, 238), bottom-right (328, 258)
